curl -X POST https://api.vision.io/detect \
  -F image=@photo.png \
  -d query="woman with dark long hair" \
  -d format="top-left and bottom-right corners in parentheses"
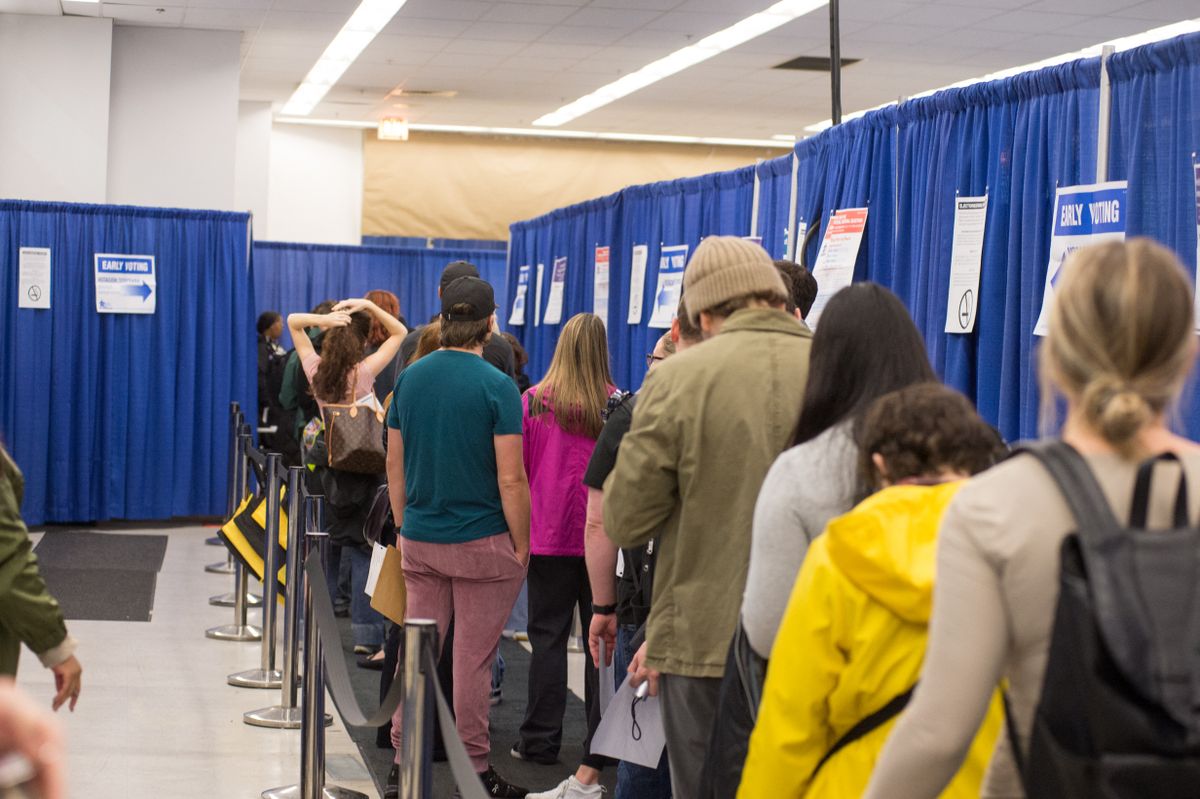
top-left (287, 298), bottom-right (406, 654)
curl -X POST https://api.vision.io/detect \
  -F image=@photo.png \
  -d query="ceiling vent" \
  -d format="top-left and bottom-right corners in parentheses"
top-left (773, 55), bottom-right (860, 71)
top-left (387, 87), bottom-right (459, 99)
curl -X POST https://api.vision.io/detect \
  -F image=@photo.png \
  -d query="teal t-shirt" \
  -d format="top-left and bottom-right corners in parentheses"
top-left (386, 350), bottom-right (523, 544)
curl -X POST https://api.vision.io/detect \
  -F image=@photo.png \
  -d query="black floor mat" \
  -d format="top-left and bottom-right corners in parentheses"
top-left (38, 567), bottom-right (159, 622)
top-left (34, 531), bottom-right (168, 572)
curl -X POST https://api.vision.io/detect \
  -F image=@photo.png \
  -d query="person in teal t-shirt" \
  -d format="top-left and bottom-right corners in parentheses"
top-left (384, 276), bottom-right (530, 798)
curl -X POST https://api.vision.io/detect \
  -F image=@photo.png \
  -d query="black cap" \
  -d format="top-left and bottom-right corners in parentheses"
top-left (441, 277), bottom-right (496, 322)
top-left (439, 260), bottom-right (480, 292)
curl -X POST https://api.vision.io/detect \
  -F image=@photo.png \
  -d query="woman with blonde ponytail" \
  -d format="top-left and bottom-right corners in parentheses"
top-left (863, 239), bottom-right (1200, 799)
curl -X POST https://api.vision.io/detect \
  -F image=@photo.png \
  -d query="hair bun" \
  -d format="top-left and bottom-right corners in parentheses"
top-left (1082, 377), bottom-right (1152, 446)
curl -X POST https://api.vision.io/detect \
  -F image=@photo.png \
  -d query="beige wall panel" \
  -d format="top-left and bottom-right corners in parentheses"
top-left (363, 132), bottom-right (783, 241)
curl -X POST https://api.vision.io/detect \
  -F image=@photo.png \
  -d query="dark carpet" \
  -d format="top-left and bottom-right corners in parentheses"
top-left (34, 532), bottom-right (168, 622)
top-left (332, 618), bottom-right (618, 798)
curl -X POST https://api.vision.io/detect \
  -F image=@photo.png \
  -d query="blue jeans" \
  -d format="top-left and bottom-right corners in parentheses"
top-left (505, 578), bottom-right (528, 633)
top-left (347, 546), bottom-right (386, 648)
top-left (615, 624), bottom-right (672, 799)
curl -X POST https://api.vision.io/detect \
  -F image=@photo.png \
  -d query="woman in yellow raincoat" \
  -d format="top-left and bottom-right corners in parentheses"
top-left (738, 384), bottom-right (1005, 798)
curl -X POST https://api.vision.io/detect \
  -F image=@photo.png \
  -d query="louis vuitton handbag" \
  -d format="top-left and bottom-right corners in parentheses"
top-left (323, 397), bottom-right (386, 474)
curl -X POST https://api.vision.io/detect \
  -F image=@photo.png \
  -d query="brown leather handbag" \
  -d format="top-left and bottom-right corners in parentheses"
top-left (323, 399), bottom-right (386, 474)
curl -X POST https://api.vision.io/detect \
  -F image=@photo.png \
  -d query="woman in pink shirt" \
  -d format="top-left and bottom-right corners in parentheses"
top-left (514, 313), bottom-right (617, 784)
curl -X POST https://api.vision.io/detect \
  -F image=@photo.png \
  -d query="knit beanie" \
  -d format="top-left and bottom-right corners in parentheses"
top-left (682, 236), bottom-right (787, 323)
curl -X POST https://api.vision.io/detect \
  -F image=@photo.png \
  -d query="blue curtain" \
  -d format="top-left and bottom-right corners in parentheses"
top-left (1108, 33), bottom-right (1200, 436)
top-left (362, 235), bottom-right (507, 252)
top-left (252, 242), bottom-right (509, 351)
top-left (0, 201), bottom-right (254, 526)
top-left (755, 154), bottom-right (795, 260)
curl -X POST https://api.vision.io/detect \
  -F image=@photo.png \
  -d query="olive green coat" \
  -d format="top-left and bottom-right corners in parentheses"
top-left (603, 308), bottom-right (812, 678)
top-left (0, 447), bottom-right (70, 675)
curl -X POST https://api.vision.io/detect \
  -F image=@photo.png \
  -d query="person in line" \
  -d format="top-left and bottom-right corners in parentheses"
top-left (384, 276), bottom-right (529, 798)
top-left (604, 236), bottom-right (813, 799)
top-left (586, 300), bottom-right (704, 799)
top-left (256, 310), bottom-right (285, 408)
top-left (279, 300), bottom-right (335, 451)
top-left (700, 283), bottom-right (937, 796)
top-left (502, 332), bottom-right (533, 395)
top-left (773, 260), bottom-right (818, 322)
top-left (364, 289), bottom-right (409, 401)
top-left (863, 240), bottom-right (1200, 798)
top-left (739, 383), bottom-right (1005, 797)
top-left (398, 261), bottom-right (518, 380)
top-left (256, 311), bottom-right (296, 461)
top-left (516, 313), bottom-right (616, 797)
top-left (0, 446), bottom-right (82, 712)
top-left (287, 296), bottom-right (407, 656)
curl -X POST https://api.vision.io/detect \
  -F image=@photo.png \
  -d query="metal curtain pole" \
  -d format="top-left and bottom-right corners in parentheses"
top-left (230, 451), bottom-right (284, 689)
top-left (206, 430), bottom-right (263, 643)
top-left (785, 154), bottom-right (801, 261)
top-left (749, 159), bottom-right (763, 239)
top-left (1096, 44), bottom-right (1115, 183)
top-left (829, 0), bottom-right (842, 126)
top-left (400, 621), bottom-right (437, 799)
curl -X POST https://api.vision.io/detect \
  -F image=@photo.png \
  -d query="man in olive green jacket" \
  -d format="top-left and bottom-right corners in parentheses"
top-left (0, 447), bottom-right (82, 709)
top-left (603, 237), bottom-right (811, 799)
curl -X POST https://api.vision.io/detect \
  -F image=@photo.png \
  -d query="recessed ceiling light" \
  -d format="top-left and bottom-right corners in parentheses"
top-left (281, 0), bottom-right (409, 117)
top-left (533, 0), bottom-right (829, 128)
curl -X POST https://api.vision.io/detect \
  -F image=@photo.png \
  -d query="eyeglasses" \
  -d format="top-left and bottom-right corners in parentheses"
top-left (645, 353), bottom-right (665, 368)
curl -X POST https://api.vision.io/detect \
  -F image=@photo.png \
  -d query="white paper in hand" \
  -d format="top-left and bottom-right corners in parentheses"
top-left (364, 543), bottom-right (387, 597)
top-left (598, 640), bottom-right (615, 716)
top-left (592, 674), bottom-right (666, 768)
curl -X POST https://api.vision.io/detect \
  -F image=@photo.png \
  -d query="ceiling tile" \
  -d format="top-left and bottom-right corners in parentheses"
top-left (460, 20), bottom-right (554, 40)
top-left (479, 3), bottom-right (581, 24)
top-left (975, 9), bottom-right (1094, 33)
top-left (442, 37), bottom-right (529, 56)
top-left (536, 25), bottom-right (630, 46)
top-left (1110, 0), bottom-right (1200, 20)
top-left (397, 0), bottom-right (492, 21)
top-left (642, 10), bottom-right (746, 34)
top-left (183, 8), bottom-right (269, 31)
top-left (260, 10), bottom-right (349, 32)
top-left (563, 5), bottom-right (666, 30)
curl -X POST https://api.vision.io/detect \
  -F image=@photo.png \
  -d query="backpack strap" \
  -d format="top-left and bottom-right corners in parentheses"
top-left (1129, 451), bottom-right (1189, 529)
top-left (1001, 690), bottom-right (1030, 794)
top-left (810, 685), bottom-right (916, 782)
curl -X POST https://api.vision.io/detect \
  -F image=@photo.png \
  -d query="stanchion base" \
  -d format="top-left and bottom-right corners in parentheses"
top-left (209, 591), bottom-right (263, 608)
top-left (205, 561), bottom-right (235, 575)
top-left (244, 705), bottom-right (334, 729)
top-left (205, 536), bottom-right (222, 546)
top-left (206, 624), bottom-right (262, 642)
top-left (228, 668), bottom-right (283, 689)
top-left (262, 785), bottom-right (368, 799)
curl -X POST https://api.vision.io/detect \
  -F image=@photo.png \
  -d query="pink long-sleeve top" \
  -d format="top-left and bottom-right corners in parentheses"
top-left (522, 388), bottom-right (609, 557)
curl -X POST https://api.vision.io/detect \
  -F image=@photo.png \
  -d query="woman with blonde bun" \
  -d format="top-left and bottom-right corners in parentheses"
top-left (863, 239), bottom-right (1200, 798)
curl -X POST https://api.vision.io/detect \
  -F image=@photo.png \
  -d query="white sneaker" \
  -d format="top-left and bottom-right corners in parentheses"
top-left (525, 776), bottom-right (605, 799)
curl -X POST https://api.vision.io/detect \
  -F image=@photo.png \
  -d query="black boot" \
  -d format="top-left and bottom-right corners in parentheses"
top-left (383, 764), bottom-right (399, 799)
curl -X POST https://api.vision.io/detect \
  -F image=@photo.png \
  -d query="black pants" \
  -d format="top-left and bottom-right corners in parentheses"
top-left (518, 554), bottom-right (609, 769)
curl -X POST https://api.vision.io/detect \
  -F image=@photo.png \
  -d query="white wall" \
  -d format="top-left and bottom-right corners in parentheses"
top-left (235, 101), bottom-right (272, 235)
top-left (266, 124), bottom-right (363, 245)
top-left (106, 26), bottom-right (240, 210)
top-left (0, 15), bottom-right (113, 203)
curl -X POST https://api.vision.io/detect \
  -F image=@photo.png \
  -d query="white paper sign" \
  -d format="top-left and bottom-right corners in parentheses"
top-left (534, 263), bottom-right (544, 328)
top-left (1034, 181), bottom-right (1127, 336)
top-left (365, 543), bottom-right (387, 597)
top-left (544, 257), bottom-right (567, 325)
top-left (95, 253), bottom-right (156, 315)
top-left (509, 264), bottom-right (530, 326)
top-left (648, 245), bottom-right (688, 329)
top-left (627, 245), bottom-right (648, 325)
top-left (944, 195), bottom-right (989, 334)
top-left (593, 246), bottom-right (610, 326)
top-left (18, 247), bottom-right (50, 309)
top-left (808, 208), bottom-right (868, 327)
top-left (592, 675), bottom-right (667, 768)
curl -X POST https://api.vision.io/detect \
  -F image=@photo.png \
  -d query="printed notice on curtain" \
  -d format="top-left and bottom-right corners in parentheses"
top-left (944, 195), bottom-right (989, 334)
top-left (95, 253), bottom-right (156, 314)
top-left (534, 263), bottom-right (544, 328)
top-left (1194, 163), bottom-right (1200, 332)
top-left (648, 245), bottom-right (688, 329)
top-left (18, 247), bottom-right (51, 310)
top-left (508, 264), bottom-right (530, 326)
top-left (808, 208), bottom-right (868, 328)
top-left (594, 246), bottom-right (611, 326)
top-left (544, 257), bottom-right (567, 325)
top-left (627, 244), bottom-right (648, 324)
top-left (1034, 181), bottom-right (1127, 336)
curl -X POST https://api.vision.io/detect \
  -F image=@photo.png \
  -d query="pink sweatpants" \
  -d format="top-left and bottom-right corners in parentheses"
top-left (391, 533), bottom-right (526, 772)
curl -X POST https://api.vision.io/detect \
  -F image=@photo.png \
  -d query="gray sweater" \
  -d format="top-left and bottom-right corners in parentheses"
top-left (741, 422), bottom-right (860, 658)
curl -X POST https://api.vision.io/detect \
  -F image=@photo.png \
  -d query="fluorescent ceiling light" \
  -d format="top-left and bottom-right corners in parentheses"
top-left (803, 17), bottom-right (1200, 133)
top-left (533, 0), bottom-right (829, 128)
top-left (280, 0), bottom-right (408, 117)
top-left (275, 116), bottom-right (795, 148)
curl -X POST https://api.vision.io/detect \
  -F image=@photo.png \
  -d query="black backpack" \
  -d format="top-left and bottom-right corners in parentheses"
top-left (1012, 442), bottom-right (1200, 797)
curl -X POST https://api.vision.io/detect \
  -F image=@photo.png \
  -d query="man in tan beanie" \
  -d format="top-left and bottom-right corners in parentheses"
top-left (602, 236), bottom-right (812, 798)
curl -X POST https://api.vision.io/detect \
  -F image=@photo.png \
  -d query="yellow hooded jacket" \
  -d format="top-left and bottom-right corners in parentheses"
top-left (738, 482), bottom-right (1002, 798)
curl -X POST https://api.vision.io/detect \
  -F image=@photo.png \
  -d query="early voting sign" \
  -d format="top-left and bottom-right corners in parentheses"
top-left (1034, 182), bottom-right (1127, 336)
top-left (95, 254), bottom-right (156, 314)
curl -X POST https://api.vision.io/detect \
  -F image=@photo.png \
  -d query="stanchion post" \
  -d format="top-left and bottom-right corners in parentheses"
top-left (400, 620), bottom-right (437, 799)
top-left (206, 429), bottom-right (262, 643)
top-left (230, 451), bottom-right (284, 689)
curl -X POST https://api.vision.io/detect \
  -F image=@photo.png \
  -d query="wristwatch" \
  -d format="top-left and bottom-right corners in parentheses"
top-left (591, 603), bottom-right (617, 616)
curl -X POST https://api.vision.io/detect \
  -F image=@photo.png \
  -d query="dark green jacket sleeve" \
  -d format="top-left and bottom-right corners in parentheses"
top-left (0, 450), bottom-right (69, 673)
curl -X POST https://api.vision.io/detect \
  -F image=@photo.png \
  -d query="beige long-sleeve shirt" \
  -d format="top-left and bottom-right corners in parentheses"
top-left (864, 447), bottom-right (1200, 799)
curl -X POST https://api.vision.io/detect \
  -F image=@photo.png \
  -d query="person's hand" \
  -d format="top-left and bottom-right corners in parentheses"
top-left (0, 678), bottom-right (65, 799)
top-left (628, 641), bottom-right (659, 697)
top-left (588, 613), bottom-right (617, 668)
top-left (513, 544), bottom-right (529, 568)
top-left (50, 657), bottom-right (81, 713)
top-left (321, 311), bottom-right (352, 329)
top-left (333, 298), bottom-right (370, 314)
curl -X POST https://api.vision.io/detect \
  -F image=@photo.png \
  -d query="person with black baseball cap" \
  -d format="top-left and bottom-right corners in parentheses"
top-left (383, 275), bottom-right (531, 798)
top-left (396, 261), bottom-right (518, 381)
